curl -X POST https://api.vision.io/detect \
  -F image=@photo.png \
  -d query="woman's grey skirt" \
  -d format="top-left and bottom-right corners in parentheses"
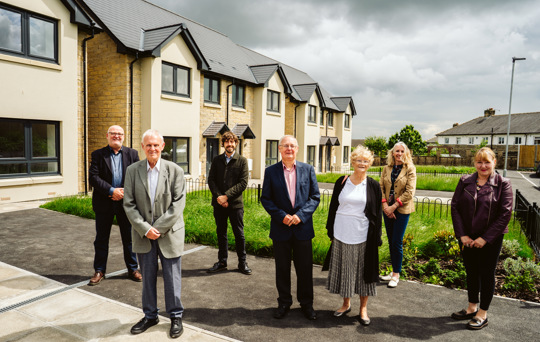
top-left (326, 239), bottom-right (376, 298)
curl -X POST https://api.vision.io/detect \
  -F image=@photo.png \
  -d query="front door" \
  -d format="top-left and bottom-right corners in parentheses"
top-left (318, 146), bottom-right (323, 172)
top-left (206, 138), bottom-right (219, 178)
top-left (326, 146), bottom-right (332, 172)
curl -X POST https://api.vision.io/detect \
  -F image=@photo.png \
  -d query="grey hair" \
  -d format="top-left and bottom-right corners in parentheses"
top-left (279, 135), bottom-right (298, 146)
top-left (141, 129), bottom-right (164, 144)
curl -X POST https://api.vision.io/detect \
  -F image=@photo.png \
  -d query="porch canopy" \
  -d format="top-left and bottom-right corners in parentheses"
top-left (202, 121), bottom-right (229, 137)
top-left (232, 124), bottom-right (256, 139)
top-left (319, 136), bottom-right (340, 146)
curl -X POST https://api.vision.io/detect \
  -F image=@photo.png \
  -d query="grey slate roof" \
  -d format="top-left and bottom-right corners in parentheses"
top-left (80, 0), bottom-right (353, 107)
top-left (202, 122), bottom-right (229, 137)
top-left (232, 124), bottom-right (256, 139)
top-left (293, 84), bottom-right (318, 102)
top-left (436, 112), bottom-right (540, 136)
top-left (331, 96), bottom-right (357, 116)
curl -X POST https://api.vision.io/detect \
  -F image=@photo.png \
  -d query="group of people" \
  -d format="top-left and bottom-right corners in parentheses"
top-left (88, 125), bottom-right (513, 338)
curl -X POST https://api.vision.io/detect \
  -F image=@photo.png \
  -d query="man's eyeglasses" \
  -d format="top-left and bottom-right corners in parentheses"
top-left (280, 144), bottom-right (297, 149)
top-left (108, 132), bottom-right (124, 136)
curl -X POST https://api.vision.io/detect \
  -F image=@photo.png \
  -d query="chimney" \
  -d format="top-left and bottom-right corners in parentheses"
top-left (453, 123), bottom-right (459, 127)
top-left (484, 108), bottom-right (495, 117)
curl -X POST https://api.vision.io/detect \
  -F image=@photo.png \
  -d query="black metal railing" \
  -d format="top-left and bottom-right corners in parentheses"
top-left (185, 178), bottom-right (452, 218)
top-left (514, 189), bottom-right (540, 258)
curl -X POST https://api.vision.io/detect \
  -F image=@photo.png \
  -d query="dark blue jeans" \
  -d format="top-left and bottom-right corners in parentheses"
top-left (383, 212), bottom-right (410, 274)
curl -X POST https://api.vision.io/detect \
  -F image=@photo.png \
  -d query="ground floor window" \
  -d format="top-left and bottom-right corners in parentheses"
top-left (163, 137), bottom-right (190, 174)
top-left (0, 118), bottom-right (60, 178)
top-left (343, 146), bottom-right (349, 163)
top-left (265, 140), bottom-right (278, 167)
top-left (307, 145), bottom-right (315, 166)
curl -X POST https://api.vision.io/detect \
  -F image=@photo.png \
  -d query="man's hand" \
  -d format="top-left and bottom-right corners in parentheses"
top-left (146, 227), bottom-right (161, 240)
top-left (111, 188), bottom-right (124, 201)
top-left (217, 195), bottom-right (228, 206)
top-left (282, 214), bottom-right (302, 226)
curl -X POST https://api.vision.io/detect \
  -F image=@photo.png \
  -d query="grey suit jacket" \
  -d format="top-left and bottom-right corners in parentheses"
top-left (123, 158), bottom-right (186, 258)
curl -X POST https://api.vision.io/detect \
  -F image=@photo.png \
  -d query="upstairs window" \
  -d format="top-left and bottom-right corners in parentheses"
top-left (232, 84), bottom-right (245, 108)
top-left (327, 112), bottom-right (334, 127)
top-left (320, 110), bottom-right (324, 125)
top-left (0, 4), bottom-right (58, 63)
top-left (498, 137), bottom-right (505, 144)
top-left (515, 137), bottom-right (522, 145)
top-left (308, 105), bottom-right (316, 123)
top-left (468, 137), bottom-right (474, 144)
top-left (162, 62), bottom-right (190, 97)
top-left (344, 114), bottom-right (350, 128)
top-left (267, 90), bottom-right (280, 112)
top-left (444, 137), bottom-right (449, 144)
top-left (456, 137), bottom-right (461, 144)
top-left (204, 76), bottom-right (220, 104)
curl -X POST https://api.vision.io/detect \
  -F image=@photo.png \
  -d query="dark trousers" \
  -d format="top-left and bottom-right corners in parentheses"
top-left (273, 236), bottom-right (313, 307)
top-left (138, 240), bottom-right (183, 319)
top-left (461, 235), bottom-right (503, 311)
top-left (383, 212), bottom-right (410, 273)
top-left (93, 202), bottom-right (138, 273)
top-left (213, 205), bottom-right (246, 264)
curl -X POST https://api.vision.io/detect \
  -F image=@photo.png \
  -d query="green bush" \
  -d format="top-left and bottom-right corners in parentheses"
top-left (501, 239), bottom-right (522, 259)
top-left (441, 261), bottom-right (466, 288)
top-left (502, 274), bottom-right (537, 293)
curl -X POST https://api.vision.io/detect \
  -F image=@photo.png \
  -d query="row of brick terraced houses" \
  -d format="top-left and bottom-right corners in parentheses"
top-left (0, 0), bottom-right (356, 203)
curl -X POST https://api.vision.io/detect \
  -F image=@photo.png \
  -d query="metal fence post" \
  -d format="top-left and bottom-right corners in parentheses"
top-left (257, 184), bottom-right (261, 203)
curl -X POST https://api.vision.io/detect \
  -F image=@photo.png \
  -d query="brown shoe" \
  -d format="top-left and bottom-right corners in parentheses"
top-left (88, 271), bottom-right (105, 286)
top-left (128, 270), bottom-right (142, 282)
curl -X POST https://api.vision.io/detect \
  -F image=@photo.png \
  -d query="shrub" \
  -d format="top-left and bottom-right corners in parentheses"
top-left (503, 257), bottom-right (540, 280)
top-left (441, 261), bottom-right (466, 288)
top-left (501, 239), bottom-right (521, 259)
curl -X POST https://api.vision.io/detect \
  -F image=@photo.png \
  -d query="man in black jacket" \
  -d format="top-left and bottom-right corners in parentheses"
top-left (88, 125), bottom-right (141, 285)
top-left (207, 131), bottom-right (252, 275)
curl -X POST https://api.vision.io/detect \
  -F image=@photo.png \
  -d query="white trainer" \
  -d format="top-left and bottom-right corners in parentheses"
top-left (380, 272), bottom-right (392, 281)
top-left (388, 277), bottom-right (400, 288)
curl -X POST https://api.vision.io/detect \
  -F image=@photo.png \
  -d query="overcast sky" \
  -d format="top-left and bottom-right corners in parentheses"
top-left (149, 0), bottom-right (540, 140)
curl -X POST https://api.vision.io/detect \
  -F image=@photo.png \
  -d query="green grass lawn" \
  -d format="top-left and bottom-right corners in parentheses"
top-left (40, 192), bottom-right (534, 265)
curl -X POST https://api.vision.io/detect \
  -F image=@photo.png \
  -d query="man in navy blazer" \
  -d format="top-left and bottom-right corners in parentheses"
top-left (261, 135), bottom-right (320, 320)
top-left (88, 125), bottom-right (141, 286)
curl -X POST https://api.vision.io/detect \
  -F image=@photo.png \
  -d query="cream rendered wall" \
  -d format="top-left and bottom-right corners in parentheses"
top-left (0, 0), bottom-right (80, 203)
top-left (252, 73), bottom-right (286, 179)
top-left (296, 94), bottom-right (321, 164)
top-left (140, 35), bottom-right (201, 178)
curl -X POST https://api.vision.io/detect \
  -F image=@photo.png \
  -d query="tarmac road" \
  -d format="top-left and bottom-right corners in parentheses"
top-left (1, 206), bottom-right (539, 341)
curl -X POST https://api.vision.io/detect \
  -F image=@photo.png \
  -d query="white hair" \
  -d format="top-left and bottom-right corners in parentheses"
top-left (141, 129), bottom-right (164, 143)
top-left (279, 135), bottom-right (298, 146)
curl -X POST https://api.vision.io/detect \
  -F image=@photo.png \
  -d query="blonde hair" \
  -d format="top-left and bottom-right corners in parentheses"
top-left (351, 146), bottom-right (374, 166)
top-left (475, 147), bottom-right (497, 165)
top-left (386, 142), bottom-right (413, 166)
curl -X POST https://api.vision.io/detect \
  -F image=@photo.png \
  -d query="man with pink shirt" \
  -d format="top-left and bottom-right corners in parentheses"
top-left (261, 135), bottom-right (320, 320)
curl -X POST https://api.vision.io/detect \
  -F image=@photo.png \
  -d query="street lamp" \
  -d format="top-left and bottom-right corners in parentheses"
top-left (503, 57), bottom-right (526, 177)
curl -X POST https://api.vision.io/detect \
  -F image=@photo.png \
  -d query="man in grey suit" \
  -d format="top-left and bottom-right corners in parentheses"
top-left (124, 129), bottom-right (186, 339)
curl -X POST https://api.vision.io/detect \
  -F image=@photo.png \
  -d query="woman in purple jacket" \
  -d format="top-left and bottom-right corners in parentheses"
top-left (450, 147), bottom-right (513, 330)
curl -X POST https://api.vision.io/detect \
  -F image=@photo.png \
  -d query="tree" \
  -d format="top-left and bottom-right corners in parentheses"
top-left (388, 125), bottom-right (427, 155)
top-left (364, 136), bottom-right (388, 157)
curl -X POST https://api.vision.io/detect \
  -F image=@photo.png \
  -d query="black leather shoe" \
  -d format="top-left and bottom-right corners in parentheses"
top-left (273, 305), bottom-right (290, 319)
top-left (451, 309), bottom-right (477, 320)
top-left (301, 306), bottom-right (317, 320)
top-left (130, 317), bottom-right (159, 334)
top-left (358, 317), bottom-right (371, 326)
top-left (170, 317), bottom-right (184, 338)
top-left (207, 261), bottom-right (227, 273)
top-left (467, 317), bottom-right (488, 330)
top-left (238, 262), bottom-right (252, 275)
top-left (333, 307), bottom-right (351, 317)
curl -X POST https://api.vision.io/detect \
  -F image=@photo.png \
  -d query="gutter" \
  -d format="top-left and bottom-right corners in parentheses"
top-left (226, 81), bottom-right (234, 126)
top-left (82, 24), bottom-right (95, 195)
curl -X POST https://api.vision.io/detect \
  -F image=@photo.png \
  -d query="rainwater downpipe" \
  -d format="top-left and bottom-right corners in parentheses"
top-left (226, 81), bottom-right (234, 126)
top-left (294, 104), bottom-right (300, 138)
top-left (82, 24), bottom-right (95, 195)
top-left (129, 52), bottom-right (139, 147)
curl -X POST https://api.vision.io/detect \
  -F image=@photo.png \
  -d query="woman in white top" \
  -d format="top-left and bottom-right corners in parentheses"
top-left (326, 146), bottom-right (382, 325)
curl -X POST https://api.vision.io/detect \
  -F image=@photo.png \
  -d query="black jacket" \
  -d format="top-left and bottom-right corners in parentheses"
top-left (326, 176), bottom-right (382, 283)
top-left (208, 152), bottom-right (249, 209)
top-left (89, 145), bottom-right (139, 213)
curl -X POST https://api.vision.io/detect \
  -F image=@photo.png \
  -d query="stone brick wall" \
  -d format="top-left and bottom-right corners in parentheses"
top-left (86, 32), bottom-right (142, 161)
top-left (77, 31), bottom-right (86, 194)
top-left (284, 101), bottom-right (295, 136)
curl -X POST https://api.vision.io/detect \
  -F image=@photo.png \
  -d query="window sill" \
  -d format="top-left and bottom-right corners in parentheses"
top-left (204, 102), bottom-right (222, 109)
top-left (0, 175), bottom-right (63, 187)
top-left (161, 94), bottom-right (192, 103)
top-left (266, 111), bottom-right (281, 117)
top-left (344, 127), bottom-right (351, 131)
top-left (232, 106), bottom-right (246, 113)
top-left (0, 54), bottom-right (61, 71)
top-left (307, 122), bottom-right (318, 127)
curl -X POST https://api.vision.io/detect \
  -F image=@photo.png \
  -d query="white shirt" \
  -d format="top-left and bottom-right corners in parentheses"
top-left (147, 158), bottom-right (161, 211)
top-left (334, 177), bottom-right (370, 244)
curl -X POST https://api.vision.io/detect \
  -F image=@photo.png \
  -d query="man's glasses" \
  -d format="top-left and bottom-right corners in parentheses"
top-left (280, 144), bottom-right (297, 149)
top-left (108, 132), bottom-right (124, 136)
